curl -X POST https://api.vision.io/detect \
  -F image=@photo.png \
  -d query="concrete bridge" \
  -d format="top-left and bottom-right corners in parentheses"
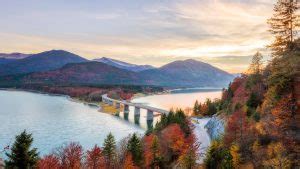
top-left (101, 94), bottom-right (169, 121)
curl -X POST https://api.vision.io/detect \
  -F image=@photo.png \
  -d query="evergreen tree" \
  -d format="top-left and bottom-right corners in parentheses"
top-left (193, 100), bottom-right (200, 115)
top-left (102, 132), bottom-right (116, 167)
top-left (127, 133), bottom-right (143, 166)
top-left (268, 0), bottom-right (299, 56)
top-left (5, 130), bottom-right (39, 169)
top-left (150, 135), bottom-right (163, 168)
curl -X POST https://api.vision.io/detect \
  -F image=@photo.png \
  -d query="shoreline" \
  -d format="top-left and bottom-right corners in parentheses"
top-left (0, 88), bottom-right (100, 108)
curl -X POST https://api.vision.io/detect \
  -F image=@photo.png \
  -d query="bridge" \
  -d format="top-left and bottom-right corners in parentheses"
top-left (101, 94), bottom-right (169, 121)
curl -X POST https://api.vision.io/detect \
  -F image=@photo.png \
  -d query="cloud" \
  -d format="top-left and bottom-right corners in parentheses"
top-left (0, 0), bottom-right (276, 73)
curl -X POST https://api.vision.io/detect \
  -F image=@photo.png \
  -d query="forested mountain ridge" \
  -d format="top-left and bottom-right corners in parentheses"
top-left (0, 58), bottom-right (234, 88)
top-left (0, 50), bottom-right (88, 76)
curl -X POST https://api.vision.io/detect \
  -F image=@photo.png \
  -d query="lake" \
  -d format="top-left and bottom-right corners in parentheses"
top-left (132, 88), bottom-right (222, 162)
top-left (0, 88), bottom-right (222, 159)
top-left (132, 88), bottom-right (222, 110)
top-left (0, 90), bottom-right (144, 156)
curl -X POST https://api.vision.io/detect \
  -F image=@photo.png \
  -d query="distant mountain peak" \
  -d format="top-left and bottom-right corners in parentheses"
top-left (0, 49), bottom-right (88, 76)
top-left (0, 52), bottom-right (31, 59)
top-left (93, 57), bottom-right (154, 72)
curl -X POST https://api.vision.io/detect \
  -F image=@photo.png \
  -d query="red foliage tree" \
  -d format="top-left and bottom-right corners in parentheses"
top-left (161, 124), bottom-right (187, 157)
top-left (85, 145), bottom-right (105, 169)
top-left (37, 154), bottom-right (60, 169)
top-left (143, 134), bottom-right (155, 167)
top-left (225, 110), bottom-right (250, 145)
top-left (58, 142), bottom-right (83, 169)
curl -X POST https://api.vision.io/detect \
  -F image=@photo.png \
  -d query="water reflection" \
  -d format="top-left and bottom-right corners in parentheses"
top-left (117, 106), bottom-right (161, 130)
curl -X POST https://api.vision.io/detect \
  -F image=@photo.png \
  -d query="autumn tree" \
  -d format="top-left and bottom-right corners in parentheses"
top-left (263, 142), bottom-right (291, 168)
top-left (229, 144), bottom-right (240, 168)
top-left (248, 52), bottom-right (263, 75)
top-left (161, 124), bottom-right (186, 158)
top-left (37, 154), bottom-right (60, 169)
top-left (85, 145), bottom-right (105, 169)
top-left (57, 142), bottom-right (83, 169)
top-left (5, 130), bottom-right (39, 169)
top-left (178, 147), bottom-right (197, 169)
top-left (224, 110), bottom-right (252, 148)
top-left (123, 153), bottom-right (136, 169)
top-left (102, 133), bottom-right (117, 168)
top-left (268, 0), bottom-right (300, 56)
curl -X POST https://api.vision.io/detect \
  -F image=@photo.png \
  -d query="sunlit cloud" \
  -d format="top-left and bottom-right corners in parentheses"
top-left (0, 0), bottom-right (275, 73)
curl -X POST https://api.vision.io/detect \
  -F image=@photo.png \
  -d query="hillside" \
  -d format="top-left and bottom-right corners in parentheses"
top-left (0, 57), bottom-right (233, 87)
top-left (0, 50), bottom-right (87, 76)
top-left (157, 59), bottom-right (234, 87)
top-left (201, 41), bottom-right (300, 168)
top-left (10, 62), bottom-right (141, 86)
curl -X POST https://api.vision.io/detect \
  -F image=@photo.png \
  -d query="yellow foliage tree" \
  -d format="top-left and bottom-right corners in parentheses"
top-left (230, 144), bottom-right (240, 168)
top-left (263, 142), bottom-right (291, 169)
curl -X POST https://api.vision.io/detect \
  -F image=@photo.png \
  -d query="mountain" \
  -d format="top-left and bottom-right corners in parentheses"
top-left (0, 50), bottom-right (88, 76)
top-left (7, 62), bottom-right (141, 86)
top-left (0, 52), bottom-right (31, 59)
top-left (0, 52), bottom-right (31, 65)
top-left (0, 58), bottom-right (234, 88)
top-left (155, 59), bottom-right (234, 87)
top-left (93, 57), bottom-right (154, 72)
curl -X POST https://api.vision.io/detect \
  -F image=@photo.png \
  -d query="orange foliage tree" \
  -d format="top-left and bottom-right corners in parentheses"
top-left (123, 153), bottom-right (136, 169)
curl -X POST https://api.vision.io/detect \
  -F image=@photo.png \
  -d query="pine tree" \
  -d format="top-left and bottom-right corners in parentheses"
top-left (193, 100), bottom-right (200, 115)
top-left (127, 133), bottom-right (143, 166)
top-left (150, 135), bottom-right (163, 168)
top-left (5, 130), bottom-right (39, 169)
top-left (102, 132), bottom-right (116, 168)
top-left (268, 0), bottom-right (299, 56)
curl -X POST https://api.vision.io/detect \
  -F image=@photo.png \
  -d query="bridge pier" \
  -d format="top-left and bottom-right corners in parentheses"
top-left (124, 104), bottom-right (129, 113)
top-left (134, 107), bottom-right (140, 116)
top-left (115, 102), bottom-right (120, 109)
top-left (146, 109), bottom-right (154, 121)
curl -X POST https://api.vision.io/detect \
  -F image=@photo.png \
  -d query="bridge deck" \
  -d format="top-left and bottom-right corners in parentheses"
top-left (102, 94), bottom-right (169, 114)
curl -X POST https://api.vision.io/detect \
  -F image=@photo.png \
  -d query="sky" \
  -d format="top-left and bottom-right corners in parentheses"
top-left (0, 0), bottom-right (275, 73)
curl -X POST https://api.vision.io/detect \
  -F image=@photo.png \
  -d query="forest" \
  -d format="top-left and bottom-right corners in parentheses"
top-left (2, 0), bottom-right (300, 168)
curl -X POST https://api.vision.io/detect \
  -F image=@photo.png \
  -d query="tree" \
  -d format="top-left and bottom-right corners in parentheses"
top-left (85, 145), bottom-right (105, 169)
top-left (205, 140), bottom-right (233, 169)
top-left (150, 135), bottom-right (163, 168)
top-left (247, 92), bottom-right (261, 109)
top-left (178, 147), bottom-right (197, 169)
top-left (248, 52), bottom-right (263, 75)
top-left (263, 142), bottom-right (291, 168)
top-left (5, 130), bottom-right (39, 169)
top-left (230, 144), bottom-right (240, 168)
top-left (193, 100), bottom-right (200, 115)
top-left (268, 0), bottom-right (299, 56)
top-left (57, 142), bottom-right (83, 169)
top-left (123, 153), bottom-right (136, 169)
top-left (37, 154), bottom-right (60, 169)
top-left (127, 133), bottom-right (143, 166)
top-left (161, 124), bottom-right (186, 157)
top-left (102, 132), bottom-right (116, 168)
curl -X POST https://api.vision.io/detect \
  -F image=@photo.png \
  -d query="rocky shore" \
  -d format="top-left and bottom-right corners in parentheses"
top-left (204, 114), bottom-right (225, 140)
